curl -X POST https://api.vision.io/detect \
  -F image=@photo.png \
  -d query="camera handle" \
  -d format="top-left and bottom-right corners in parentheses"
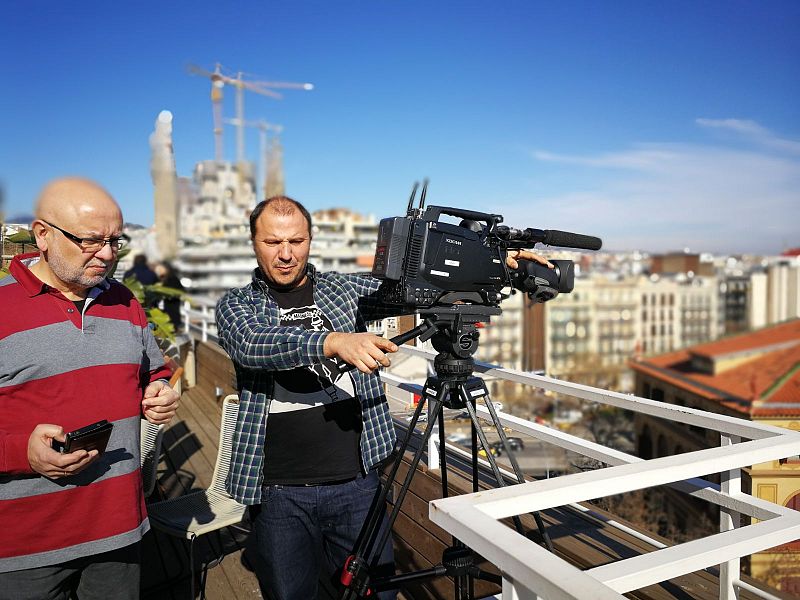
top-left (328, 319), bottom-right (438, 379)
top-left (421, 205), bottom-right (502, 230)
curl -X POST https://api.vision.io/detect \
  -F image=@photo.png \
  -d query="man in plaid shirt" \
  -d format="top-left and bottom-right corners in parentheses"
top-left (216, 196), bottom-right (403, 600)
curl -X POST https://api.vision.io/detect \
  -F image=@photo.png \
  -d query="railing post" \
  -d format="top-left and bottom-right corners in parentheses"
top-left (181, 299), bottom-right (190, 335)
top-left (719, 433), bottom-right (741, 600)
top-left (503, 575), bottom-right (539, 599)
top-left (183, 337), bottom-right (197, 388)
top-left (201, 305), bottom-right (209, 342)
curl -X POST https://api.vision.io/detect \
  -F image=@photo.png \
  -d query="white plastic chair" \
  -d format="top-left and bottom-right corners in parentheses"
top-left (147, 395), bottom-right (246, 599)
top-left (140, 420), bottom-right (166, 499)
top-left (141, 366), bottom-right (183, 499)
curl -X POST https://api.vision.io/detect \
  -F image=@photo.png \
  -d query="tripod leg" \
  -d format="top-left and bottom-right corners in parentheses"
top-left (471, 404), bottom-right (479, 493)
top-left (341, 388), bottom-right (439, 600)
top-left (342, 381), bottom-right (448, 600)
top-left (438, 404), bottom-right (449, 499)
top-left (365, 386), bottom-right (448, 576)
top-left (351, 386), bottom-right (429, 562)
top-left (482, 394), bottom-right (554, 552)
top-left (461, 397), bottom-right (526, 536)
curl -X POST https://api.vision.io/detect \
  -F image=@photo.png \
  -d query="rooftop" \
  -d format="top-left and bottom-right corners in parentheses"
top-left (631, 319), bottom-right (800, 418)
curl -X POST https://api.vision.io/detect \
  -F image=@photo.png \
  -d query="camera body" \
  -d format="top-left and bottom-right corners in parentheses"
top-left (372, 201), bottom-right (592, 310)
top-left (372, 207), bottom-right (508, 308)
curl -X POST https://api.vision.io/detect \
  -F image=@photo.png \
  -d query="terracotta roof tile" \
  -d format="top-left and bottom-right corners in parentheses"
top-left (689, 320), bottom-right (800, 359)
top-left (630, 319), bottom-right (800, 417)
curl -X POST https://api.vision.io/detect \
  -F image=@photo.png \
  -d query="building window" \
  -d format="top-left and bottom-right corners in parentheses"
top-left (651, 387), bottom-right (664, 402)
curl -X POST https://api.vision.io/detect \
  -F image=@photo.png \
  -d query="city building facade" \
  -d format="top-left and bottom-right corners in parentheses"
top-left (629, 319), bottom-right (800, 593)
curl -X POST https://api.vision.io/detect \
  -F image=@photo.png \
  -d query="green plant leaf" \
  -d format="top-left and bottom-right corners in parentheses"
top-left (122, 276), bottom-right (146, 305)
top-left (145, 283), bottom-right (186, 299)
top-left (8, 230), bottom-right (34, 243)
top-left (146, 307), bottom-right (176, 341)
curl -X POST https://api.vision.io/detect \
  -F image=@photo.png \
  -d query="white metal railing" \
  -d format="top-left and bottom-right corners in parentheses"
top-left (182, 295), bottom-right (219, 343)
top-left (182, 307), bottom-right (800, 599)
top-left (386, 345), bottom-right (800, 600)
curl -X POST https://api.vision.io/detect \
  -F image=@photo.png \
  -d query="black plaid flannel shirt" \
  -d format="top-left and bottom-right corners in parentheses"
top-left (215, 264), bottom-right (401, 505)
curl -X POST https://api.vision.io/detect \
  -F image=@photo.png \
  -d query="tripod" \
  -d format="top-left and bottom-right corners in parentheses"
top-left (340, 305), bottom-right (553, 600)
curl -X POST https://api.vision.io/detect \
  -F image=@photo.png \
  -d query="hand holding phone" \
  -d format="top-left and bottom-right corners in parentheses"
top-left (51, 420), bottom-right (113, 454)
top-left (26, 424), bottom-right (103, 479)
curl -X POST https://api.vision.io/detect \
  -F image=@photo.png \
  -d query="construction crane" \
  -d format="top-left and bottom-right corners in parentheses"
top-left (188, 63), bottom-right (312, 163)
top-left (223, 118), bottom-right (283, 194)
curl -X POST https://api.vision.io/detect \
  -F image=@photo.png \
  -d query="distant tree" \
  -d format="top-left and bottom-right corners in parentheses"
top-left (558, 351), bottom-right (631, 392)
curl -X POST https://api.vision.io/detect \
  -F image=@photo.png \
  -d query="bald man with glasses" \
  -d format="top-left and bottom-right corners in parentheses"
top-left (0, 177), bottom-right (179, 599)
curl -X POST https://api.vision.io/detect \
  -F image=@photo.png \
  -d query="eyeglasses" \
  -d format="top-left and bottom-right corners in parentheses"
top-left (43, 220), bottom-right (130, 252)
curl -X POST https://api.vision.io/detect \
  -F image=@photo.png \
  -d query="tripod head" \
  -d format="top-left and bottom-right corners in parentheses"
top-left (418, 305), bottom-right (500, 359)
top-left (402, 305), bottom-right (501, 407)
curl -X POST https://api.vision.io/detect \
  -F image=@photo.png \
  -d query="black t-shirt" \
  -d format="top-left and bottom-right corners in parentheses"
top-left (262, 279), bottom-right (363, 484)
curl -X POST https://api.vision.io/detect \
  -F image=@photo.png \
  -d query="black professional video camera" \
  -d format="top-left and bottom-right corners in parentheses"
top-left (371, 182), bottom-right (602, 310)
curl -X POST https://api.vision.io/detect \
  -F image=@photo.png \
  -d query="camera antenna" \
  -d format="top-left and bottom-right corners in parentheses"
top-left (406, 181), bottom-right (419, 216)
top-left (419, 178), bottom-right (429, 211)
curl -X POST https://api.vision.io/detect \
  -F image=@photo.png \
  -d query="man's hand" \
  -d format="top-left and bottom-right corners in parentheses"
top-left (142, 380), bottom-right (180, 425)
top-left (28, 424), bottom-right (99, 479)
top-left (506, 250), bottom-right (553, 271)
top-left (324, 332), bottom-right (399, 374)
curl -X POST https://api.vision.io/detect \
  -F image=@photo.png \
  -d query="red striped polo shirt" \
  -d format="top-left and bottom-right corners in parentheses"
top-left (0, 253), bottom-right (172, 572)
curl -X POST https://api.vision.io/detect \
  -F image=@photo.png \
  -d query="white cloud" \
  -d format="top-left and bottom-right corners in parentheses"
top-left (516, 121), bottom-right (800, 255)
top-left (696, 118), bottom-right (769, 136)
top-left (696, 118), bottom-right (800, 155)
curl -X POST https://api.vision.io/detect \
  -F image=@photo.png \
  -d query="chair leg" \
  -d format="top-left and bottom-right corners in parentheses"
top-left (189, 533), bottom-right (197, 600)
top-left (199, 563), bottom-right (209, 600)
top-left (199, 530), bottom-right (225, 600)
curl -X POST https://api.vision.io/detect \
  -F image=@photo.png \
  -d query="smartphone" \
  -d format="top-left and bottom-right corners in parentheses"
top-left (52, 420), bottom-right (113, 454)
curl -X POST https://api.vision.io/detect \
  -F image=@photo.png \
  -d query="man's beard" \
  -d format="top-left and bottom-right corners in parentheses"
top-left (257, 257), bottom-right (307, 290)
top-left (48, 252), bottom-right (110, 289)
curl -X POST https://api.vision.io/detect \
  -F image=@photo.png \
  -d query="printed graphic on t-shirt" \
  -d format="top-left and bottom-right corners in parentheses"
top-left (270, 303), bottom-right (356, 411)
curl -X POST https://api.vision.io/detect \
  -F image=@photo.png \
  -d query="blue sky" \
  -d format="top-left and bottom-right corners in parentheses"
top-left (2, 1), bottom-right (798, 254)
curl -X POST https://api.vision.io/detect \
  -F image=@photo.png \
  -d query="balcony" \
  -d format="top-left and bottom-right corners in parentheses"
top-left (151, 308), bottom-right (800, 599)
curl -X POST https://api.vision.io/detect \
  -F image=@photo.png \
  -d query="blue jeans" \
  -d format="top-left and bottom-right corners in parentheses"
top-left (251, 470), bottom-right (396, 600)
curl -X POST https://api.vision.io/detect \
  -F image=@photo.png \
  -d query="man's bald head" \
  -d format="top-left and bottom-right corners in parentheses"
top-left (29, 177), bottom-right (125, 299)
top-left (35, 177), bottom-right (122, 227)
